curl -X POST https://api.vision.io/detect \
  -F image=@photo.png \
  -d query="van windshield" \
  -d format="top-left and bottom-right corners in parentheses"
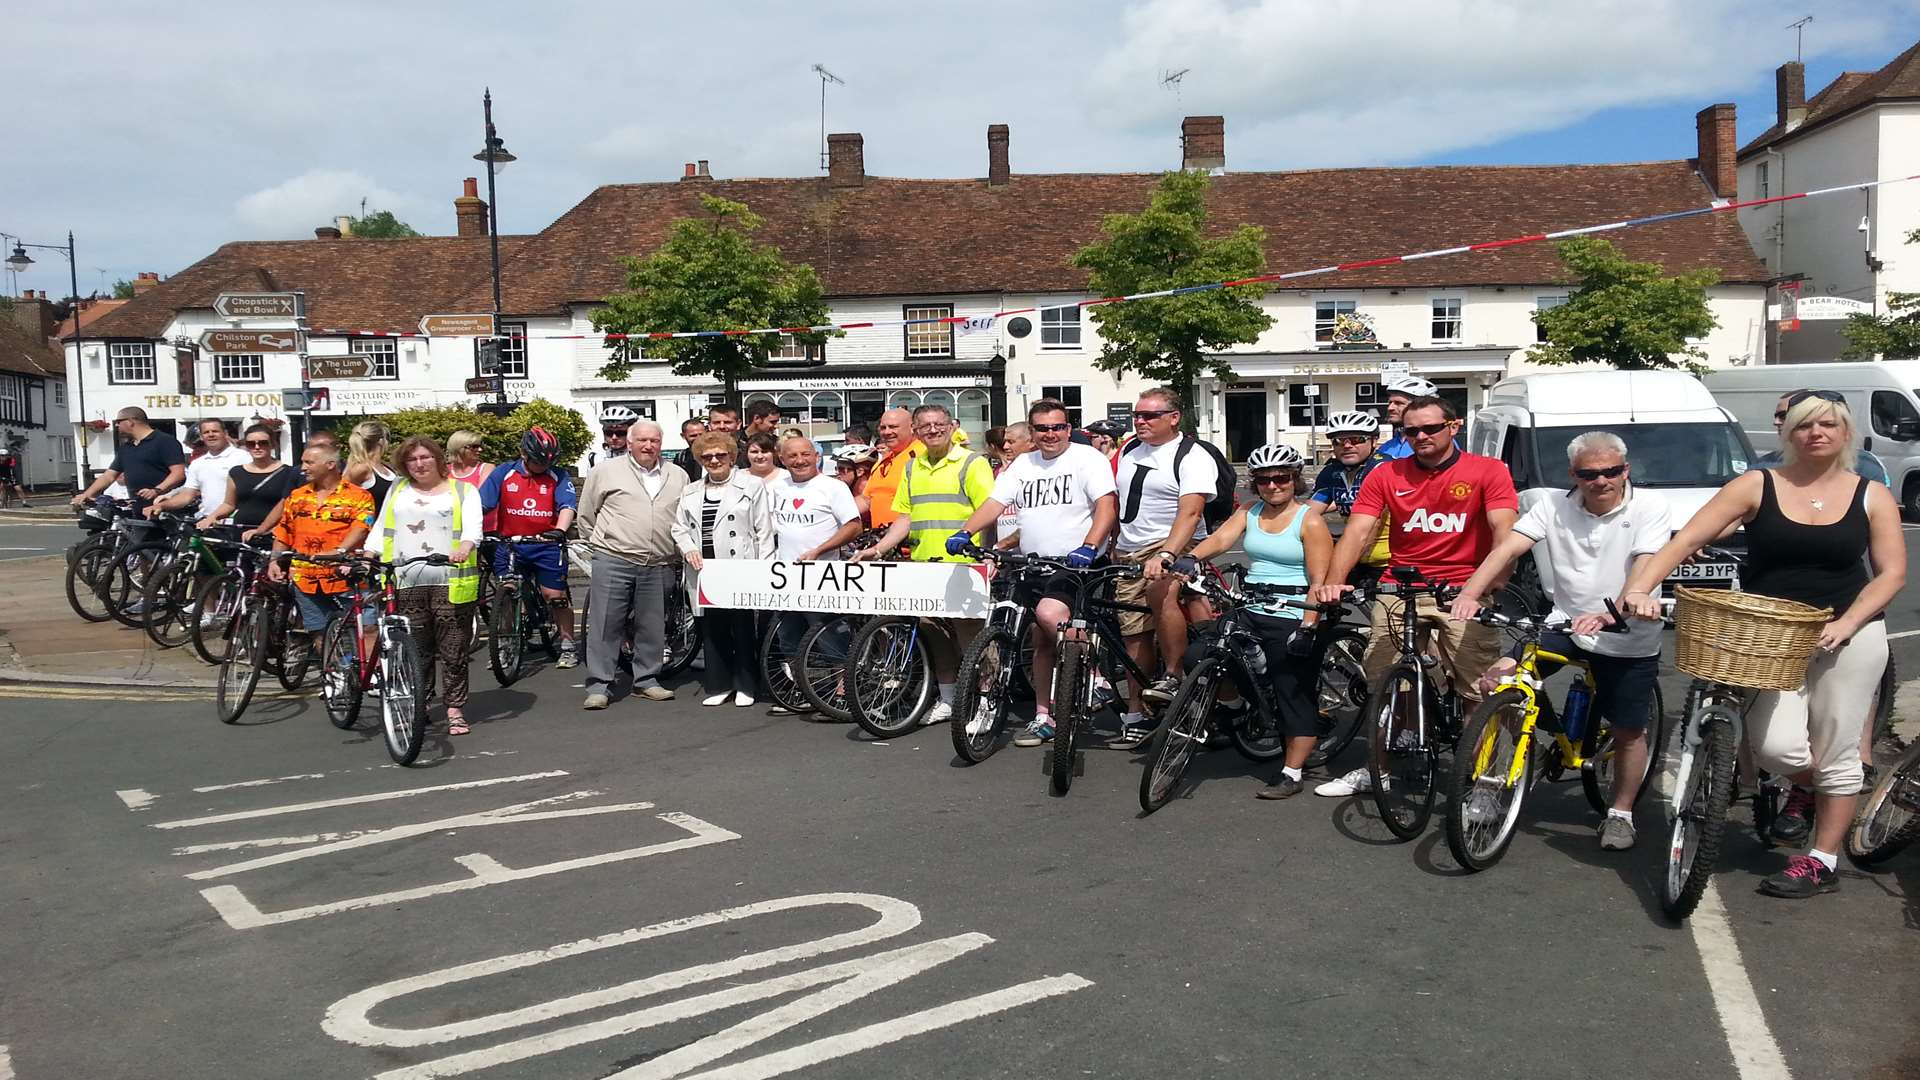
top-left (1529, 422), bottom-right (1753, 489)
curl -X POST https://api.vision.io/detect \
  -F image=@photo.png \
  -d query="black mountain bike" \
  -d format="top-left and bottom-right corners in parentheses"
top-left (950, 548), bottom-right (1063, 764)
top-left (1363, 567), bottom-right (1469, 840)
top-left (65, 499), bottom-right (155, 623)
top-left (1044, 561), bottom-right (1158, 796)
top-left (484, 533), bottom-right (572, 686)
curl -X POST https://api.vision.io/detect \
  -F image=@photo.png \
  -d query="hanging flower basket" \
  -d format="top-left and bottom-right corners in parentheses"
top-left (84, 419), bottom-right (110, 431)
top-left (255, 416), bottom-right (286, 431)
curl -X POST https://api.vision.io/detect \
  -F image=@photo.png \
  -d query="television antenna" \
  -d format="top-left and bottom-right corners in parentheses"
top-left (812, 63), bottom-right (846, 171)
top-left (1161, 67), bottom-right (1190, 105)
top-left (1787, 15), bottom-right (1812, 62)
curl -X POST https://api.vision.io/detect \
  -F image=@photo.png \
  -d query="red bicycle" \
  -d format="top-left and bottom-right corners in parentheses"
top-left (309, 552), bottom-right (448, 765)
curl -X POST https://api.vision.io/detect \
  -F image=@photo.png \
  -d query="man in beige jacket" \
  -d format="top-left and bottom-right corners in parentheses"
top-left (577, 419), bottom-right (689, 709)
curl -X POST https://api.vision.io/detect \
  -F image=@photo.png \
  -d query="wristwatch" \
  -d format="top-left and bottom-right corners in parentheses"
top-left (1155, 550), bottom-right (1178, 565)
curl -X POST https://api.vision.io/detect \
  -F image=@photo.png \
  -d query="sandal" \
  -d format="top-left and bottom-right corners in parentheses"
top-left (447, 715), bottom-right (470, 736)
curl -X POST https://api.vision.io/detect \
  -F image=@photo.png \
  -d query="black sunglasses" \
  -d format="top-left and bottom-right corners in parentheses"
top-left (242, 439), bottom-right (274, 448)
top-left (1786, 389), bottom-right (1845, 409)
top-left (1031, 422), bottom-right (1072, 433)
top-left (603, 427), bottom-right (631, 437)
top-left (1405, 422), bottom-right (1453, 437)
top-left (1251, 473), bottom-right (1295, 486)
top-left (1132, 409), bottom-right (1176, 421)
top-left (1573, 464), bottom-right (1627, 481)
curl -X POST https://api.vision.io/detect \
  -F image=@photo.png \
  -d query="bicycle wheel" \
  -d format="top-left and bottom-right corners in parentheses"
top-left (102, 542), bottom-right (170, 627)
top-left (1661, 716), bottom-right (1737, 921)
top-left (1307, 627), bottom-right (1369, 768)
top-left (950, 626), bottom-right (1017, 763)
top-left (760, 613), bottom-right (811, 713)
top-left (488, 582), bottom-right (526, 687)
top-left (1365, 665), bottom-right (1438, 841)
top-left (1140, 656), bottom-right (1220, 813)
top-left (798, 615), bottom-right (858, 722)
top-left (848, 617), bottom-right (934, 739)
top-left (65, 537), bottom-right (116, 622)
top-left (1049, 641), bottom-right (1087, 796)
top-left (381, 631), bottom-right (429, 765)
top-left (1848, 738), bottom-right (1920, 867)
top-left (215, 603), bottom-right (268, 724)
top-left (1445, 688), bottom-right (1534, 871)
top-left (1581, 681), bottom-right (1666, 814)
top-left (320, 614), bottom-right (365, 729)
top-left (659, 587), bottom-right (701, 680)
top-left (190, 570), bottom-right (246, 666)
top-left (142, 559), bottom-right (199, 649)
top-left (274, 596), bottom-right (314, 691)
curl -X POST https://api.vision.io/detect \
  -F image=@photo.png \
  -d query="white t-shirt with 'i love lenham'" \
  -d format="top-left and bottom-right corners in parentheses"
top-left (768, 472), bottom-right (859, 561)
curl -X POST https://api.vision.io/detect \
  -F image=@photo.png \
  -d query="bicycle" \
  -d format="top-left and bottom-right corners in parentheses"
top-left (573, 552), bottom-right (700, 680)
top-left (1849, 736), bottom-right (1920, 867)
top-left (1443, 604), bottom-right (1666, 871)
top-left (1042, 560), bottom-right (1159, 796)
top-left (845, 615), bottom-right (938, 739)
top-left (950, 548), bottom-right (1069, 764)
top-left (65, 499), bottom-right (153, 622)
top-left (139, 518), bottom-right (243, 649)
top-left (483, 532), bottom-right (572, 687)
top-left (214, 550), bottom-right (310, 724)
top-left (97, 508), bottom-right (204, 628)
top-left (310, 553), bottom-right (447, 765)
top-left (796, 614), bottom-right (862, 721)
top-left (1360, 566), bottom-right (1470, 840)
top-left (1138, 573), bottom-right (1344, 813)
top-left (185, 535), bottom-right (273, 665)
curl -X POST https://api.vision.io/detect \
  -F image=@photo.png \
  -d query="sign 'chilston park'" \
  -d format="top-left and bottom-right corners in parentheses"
top-left (692, 559), bottom-right (991, 618)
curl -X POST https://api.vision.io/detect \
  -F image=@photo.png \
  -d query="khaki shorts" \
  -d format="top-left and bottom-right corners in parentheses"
top-left (1113, 540), bottom-right (1192, 637)
top-left (1360, 592), bottom-right (1502, 704)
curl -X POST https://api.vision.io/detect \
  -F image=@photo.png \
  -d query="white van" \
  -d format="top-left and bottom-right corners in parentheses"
top-left (1469, 369), bottom-right (1754, 594)
top-left (1701, 362), bottom-right (1920, 515)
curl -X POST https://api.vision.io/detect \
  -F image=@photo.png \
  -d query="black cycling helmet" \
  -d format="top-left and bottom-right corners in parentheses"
top-left (1085, 419), bottom-right (1125, 438)
top-left (521, 425), bottom-right (560, 466)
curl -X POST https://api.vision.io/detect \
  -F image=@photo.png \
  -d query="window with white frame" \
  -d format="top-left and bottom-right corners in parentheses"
top-left (108, 342), bottom-right (156, 384)
top-left (903, 305), bottom-right (954, 358)
top-left (351, 337), bottom-right (399, 379)
top-left (1040, 306), bottom-right (1081, 348)
top-left (1038, 384), bottom-right (1083, 427)
top-left (769, 334), bottom-right (824, 363)
top-left (1430, 297), bottom-right (1463, 343)
top-left (1534, 294), bottom-right (1570, 343)
top-left (213, 353), bottom-right (264, 384)
top-left (56, 435), bottom-right (74, 463)
top-left (1286, 382), bottom-right (1329, 427)
top-left (499, 322), bottom-right (528, 378)
top-left (0, 374), bottom-right (20, 423)
top-left (1756, 161), bottom-right (1768, 199)
top-left (1314, 300), bottom-right (1356, 343)
top-left (53, 381), bottom-right (65, 406)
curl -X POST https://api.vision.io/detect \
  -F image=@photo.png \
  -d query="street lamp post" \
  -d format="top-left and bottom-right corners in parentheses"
top-left (474, 88), bottom-right (517, 410)
top-left (6, 231), bottom-right (91, 477)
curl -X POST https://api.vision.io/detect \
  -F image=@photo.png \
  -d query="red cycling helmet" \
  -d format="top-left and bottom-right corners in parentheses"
top-left (521, 425), bottom-right (560, 466)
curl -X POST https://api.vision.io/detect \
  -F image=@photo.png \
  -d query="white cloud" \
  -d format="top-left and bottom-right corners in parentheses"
top-left (233, 170), bottom-right (422, 238)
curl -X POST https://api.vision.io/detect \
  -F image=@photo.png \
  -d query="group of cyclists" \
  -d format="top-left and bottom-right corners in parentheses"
top-left (55, 370), bottom-right (1911, 903)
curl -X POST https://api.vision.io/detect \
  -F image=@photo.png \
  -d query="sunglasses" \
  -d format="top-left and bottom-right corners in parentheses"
top-left (243, 439), bottom-right (274, 448)
top-left (1405, 422), bottom-right (1454, 437)
top-left (1574, 465), bottom-right (1627, 481)
top-left (1331, 435), bottom-right (1373, 446)
top-left (698, 452), bottom-right (732, 462)
top-left (1251, 473), bottom-right (1295, 486)
top-left (1132, 409), bottom-right (1176, 421)
top-left (603, 428), bottom-right (630, 437)
top-left (1786, 389), bottom-right (1845, 409)
top-left (1031, 422), bottom-right (1072, 433)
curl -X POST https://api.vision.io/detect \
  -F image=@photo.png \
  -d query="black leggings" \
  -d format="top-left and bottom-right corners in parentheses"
top-left (1182, 611), bottom-right (1321, 739)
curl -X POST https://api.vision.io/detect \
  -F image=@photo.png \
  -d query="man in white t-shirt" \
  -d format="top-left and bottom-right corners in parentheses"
top-left (146, 418), bottom-right (248, 527)
top-left (765, 434), bottom-right (865, 714)
top-left (1448, 430), bottom-right (1670, 852)
top-left (1110, 387), bottom-right (1219, 744)
top-left (953, 399), bottom-right (1117, 746)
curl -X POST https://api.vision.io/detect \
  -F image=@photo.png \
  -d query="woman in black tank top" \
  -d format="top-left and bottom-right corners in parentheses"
top-left (1625, 393), bottom-right (1905, 900)
top-left (196, 422), bottom-right (296, 536)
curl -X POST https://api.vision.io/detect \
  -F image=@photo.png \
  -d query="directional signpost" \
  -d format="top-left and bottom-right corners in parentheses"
top-left (201, 329), bottom-right (298, 353)
top-left (309, 355), bottom-right (374, 380)
top-left (213, 293), bottom-right (299, 319)
top-left (218, 291), bottom-right (311, 434)
top-left (421, 314), bottom-right (496, 337)
top-left (464, 376), bottom-right (504, 396)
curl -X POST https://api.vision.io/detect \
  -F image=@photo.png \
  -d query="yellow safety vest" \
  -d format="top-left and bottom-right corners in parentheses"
top-left (379, 478), bottom-right (480, 604)
top-left (898, 450), bottom-right (992, 563)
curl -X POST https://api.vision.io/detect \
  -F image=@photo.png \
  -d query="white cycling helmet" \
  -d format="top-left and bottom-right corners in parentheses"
top-left (832, 443), bottom-right (878, 466)
top-left (1245, 443), bottom-right (1304, 471)
top-left (1325, 410), bottom-right (1381, 436)
top-left (599, 405), bottom-right (639, 425)
top-left (1384, 375), bottom-right (1437, 398)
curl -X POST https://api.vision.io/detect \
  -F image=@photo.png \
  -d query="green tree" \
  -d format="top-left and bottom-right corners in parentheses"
top-left (590, 194), bottom-right (834, 403)
top-left (347, 210), bottom-right (423, 239)
top-left (1528, 237), bottom-right (1719, 372)
top-left (1069, 170), bottom-right (1271, 415)
top-left (1840, 227), bottom-right (1920, 360)
top-left (335, 398), bottom-right (593, 471)
top-left (112, 279), bottom-right (137, 299)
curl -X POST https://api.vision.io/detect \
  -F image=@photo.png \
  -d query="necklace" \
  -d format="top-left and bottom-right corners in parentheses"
top-left (1810, 496), bottom-right (1825, 512)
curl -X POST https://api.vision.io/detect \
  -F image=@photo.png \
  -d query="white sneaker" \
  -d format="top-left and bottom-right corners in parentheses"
top-left (702, 692), bottom-right (731, 707)
top-left (733, 692), bottom-right (755, 707)
top-left (922, 701), bottom-right (953, 727)
top-left (1314, 766), bottom-right (1378, 797)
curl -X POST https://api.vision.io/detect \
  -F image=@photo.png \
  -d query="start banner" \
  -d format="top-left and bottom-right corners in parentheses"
top-left (692, 559), bottom-right (990, 619)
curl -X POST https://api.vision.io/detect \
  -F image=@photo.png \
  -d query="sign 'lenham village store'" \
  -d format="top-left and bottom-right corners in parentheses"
top-left (64, 112), bottom-right (1770, 475)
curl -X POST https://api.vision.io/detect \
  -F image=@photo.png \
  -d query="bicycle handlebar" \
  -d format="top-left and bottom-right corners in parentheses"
top-left (961, 544), bottom-right (1140, 581)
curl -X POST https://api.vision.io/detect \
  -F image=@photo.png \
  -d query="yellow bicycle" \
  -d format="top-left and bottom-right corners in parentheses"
top-left (1444, 608), bottom-right (1666, 872)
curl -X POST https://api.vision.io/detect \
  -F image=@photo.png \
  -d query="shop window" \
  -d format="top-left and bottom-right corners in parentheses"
top-left (1039, 384), bottom-right (1084, 427)
top-left (1286, 382), bottom-right (1329, 427)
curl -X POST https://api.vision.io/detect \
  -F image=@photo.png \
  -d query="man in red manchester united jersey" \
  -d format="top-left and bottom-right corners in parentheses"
top-left (1310, 395), bottom-right (1518, 797)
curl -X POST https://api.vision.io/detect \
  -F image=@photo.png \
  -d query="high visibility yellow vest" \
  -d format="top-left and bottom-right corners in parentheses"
top-left (380, 478), bottom-right (480, 604)
top-left (899, 450), bottom-right (992, 563)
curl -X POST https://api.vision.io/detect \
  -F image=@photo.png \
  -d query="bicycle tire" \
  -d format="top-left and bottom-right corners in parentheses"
top-left (1445, 688), bottom-right (1534, 871)
top-left (1581, 681), bottom-right (1666, 814)
top-left (950, 626), bottom-right (1017, 763)
top-left (1307, 627), bottom-right (1369, 768)
top-left (320, 614), bottom-right (364, 729)
top-left (848, 617), bottom-right (934, 739)
top-left (488, 582), bottom-right (526, 687)
top-left (142, 559), bottom-right (198, 649)
top-left (1365, 664), bottom-right (1438, 841)
top-left (1872, 654), bottom-right (1898, 755)
top-left (216, 603), bottom-right (267, 725)
top-left (102, 541), bottom-right (170, 627)
top-left (381, 631), bottom-right (429, 765)
top-left (1660, 717), bottom-right (1736, 921)
top-left (1848, 738), bottom-right (1920, 867)
top-left (659, 588), bottom-right (701, 680)
top-left (189, 569), bottom-right (246, 665)
top-left (274, 596), bottom-right (314, 691)
top-left (760, 614), bottom-right (811, 713)
top-left (798, 615), bottom-right (858, 722)
top-left (65, 537), bottom-right (115, 622)
top-left (1139, 656), bottom-right (1220, 813)
top-left (1049, 641), bottom-right (1087, 796)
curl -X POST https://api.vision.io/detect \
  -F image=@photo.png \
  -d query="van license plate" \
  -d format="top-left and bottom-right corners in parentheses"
top-left (1666, 562), bottom-right (1738, 583)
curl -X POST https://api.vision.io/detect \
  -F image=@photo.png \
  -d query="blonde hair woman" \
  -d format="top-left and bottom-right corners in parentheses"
top-left (1624, 392), bottom-right (1906, 900)
top-left (344, 420), bottom-right (397, 510)
top-left (446, 430), bottom-right (493, 487)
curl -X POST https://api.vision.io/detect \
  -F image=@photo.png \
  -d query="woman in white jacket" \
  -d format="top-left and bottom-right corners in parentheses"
top-left (673, 431), bottom-right (774, 706)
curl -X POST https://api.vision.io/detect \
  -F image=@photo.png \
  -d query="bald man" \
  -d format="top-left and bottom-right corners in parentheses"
top-left (865, 407), bottom-right (924, 534)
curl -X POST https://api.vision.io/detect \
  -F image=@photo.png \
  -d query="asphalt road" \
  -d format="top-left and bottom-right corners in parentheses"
top-left (0, 519), bottom-right (71, 561)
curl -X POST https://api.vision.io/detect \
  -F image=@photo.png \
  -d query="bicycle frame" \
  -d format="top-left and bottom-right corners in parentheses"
top-left (1376, 577), bottom-right (1459, 752)
top-left (1477, 642), bottom-right (1601, 786)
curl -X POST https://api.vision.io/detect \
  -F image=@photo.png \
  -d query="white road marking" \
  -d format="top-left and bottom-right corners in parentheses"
top-left (189, 751), bottom-right (520, 793)
top-left (173, 832), bottom-right (373, 855)
top-left (1886, 628), bottom-right (1920, 641)
top-left (0, 546), bottom-right (45, 551)
top-left (0, 1043), bottom-right (12, 1080)
top-left (114, 788), bottom-right (157, 811)
top-left (1690, 881), bottom-right (1792, 1080)
top-left (149, 771), bottom-right (568, 830)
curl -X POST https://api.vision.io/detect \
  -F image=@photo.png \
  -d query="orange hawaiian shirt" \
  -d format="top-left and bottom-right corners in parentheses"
top-left (273, 481), bottom-right (376, 594)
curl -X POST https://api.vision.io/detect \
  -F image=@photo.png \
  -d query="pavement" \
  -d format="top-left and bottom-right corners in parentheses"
top-left (1, 517), bottom-right (1918, 1078)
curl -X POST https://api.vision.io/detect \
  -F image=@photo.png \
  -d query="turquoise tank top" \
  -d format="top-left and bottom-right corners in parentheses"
top-left (1243, 502), bottom-right (1309, 588)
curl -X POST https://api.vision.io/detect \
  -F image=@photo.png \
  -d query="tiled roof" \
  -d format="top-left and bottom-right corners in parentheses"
top-left (73, 236), bottom-right (529, 341)
top-left (54, 297), bottom-right (130, 339)
top-left (0, 318), bottom-right (64, 378)
top-left (449, 160), bottom-right (1768, 317)
top-left (1739, 40), bottom-right (1920, 158)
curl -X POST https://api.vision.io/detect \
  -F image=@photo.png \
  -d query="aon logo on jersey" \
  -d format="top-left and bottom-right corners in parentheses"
top-left (1402, 508), bottom-right (1467, 534)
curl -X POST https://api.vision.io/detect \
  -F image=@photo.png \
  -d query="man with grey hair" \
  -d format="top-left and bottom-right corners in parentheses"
top-left (578, 418), bottom-right (688, 708)
top-left (1448, 429), bottom-right (1671, 851)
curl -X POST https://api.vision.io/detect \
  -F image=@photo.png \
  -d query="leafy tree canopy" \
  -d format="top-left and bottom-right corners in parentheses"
top-left (1527, 237), bottom-right (1719, 372)
top-left (348, 210), bottom-right (423, 239)
top-left (1840, 227), bottom-right (1920, 360)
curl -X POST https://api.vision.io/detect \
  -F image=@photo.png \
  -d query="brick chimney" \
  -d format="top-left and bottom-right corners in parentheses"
top-left (697, 159), bottom-right (711, 178)
top-left (315, 225), bottom-right (342, 239)
top-left (131, 271), bottom-right (161, 295)
top-left (828, 132), bottom-right (864, 188)
top-left (1181, 115), bottom-right (1225, 171)
top-left (454, 177), bottom-right (487, 238)
top-left (987, 124), bottom-right (1010, 188)
top-left (9, 291), bottom-right (54, 339)
top-left (335, 214), bottom-right (353, 237)
top-left (1776, 61), bottom-right (1807, 131)
top-left (1694, 104), bottom-right (1737, 198)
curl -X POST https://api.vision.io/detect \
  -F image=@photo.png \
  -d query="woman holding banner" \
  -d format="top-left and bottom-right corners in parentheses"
top-left (673, 431), bottom-right (774, 707)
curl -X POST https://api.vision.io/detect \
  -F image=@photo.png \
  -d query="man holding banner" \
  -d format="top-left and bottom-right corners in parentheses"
top-left (765, 434), bottom-right (865, 715)
top-left (855, 403), bottom-right (996, 727)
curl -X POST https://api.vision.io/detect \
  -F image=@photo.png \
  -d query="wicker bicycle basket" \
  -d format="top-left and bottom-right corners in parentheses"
top-left (1672, 586), bottom-right (1832, 691)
